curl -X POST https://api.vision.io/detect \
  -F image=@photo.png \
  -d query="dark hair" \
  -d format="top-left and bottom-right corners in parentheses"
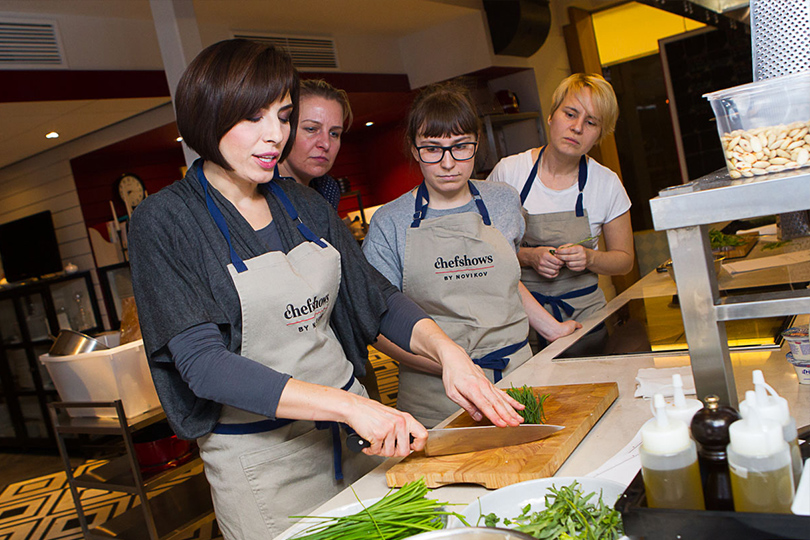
top-left (175, 39), bottom-right (300, 170)
top-left (300, 79), bottom-right (353, 130)
top-left (405, 81), bottom-right (481, 146)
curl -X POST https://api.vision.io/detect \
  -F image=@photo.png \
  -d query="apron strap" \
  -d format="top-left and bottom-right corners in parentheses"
top-left (411, 180), bottom-right (491, 228)
top-left (212, 375), bottom-right (356, 480)
top-left (530, 283), bottom-right (599, 322)
top-left (519, 146), bottom-right (588, 218)
top-left (264, 181), bottom-right (327, 248)
top-left (198, 168), bottom-right (249, 273)
top-left (197, 168), bottom-right (327, 274)
top-left (472, 339), bottom-right (528, 383)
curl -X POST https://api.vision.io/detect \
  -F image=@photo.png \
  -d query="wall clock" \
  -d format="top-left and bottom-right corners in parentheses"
top-left (115, 173), bottom-right (146, 209)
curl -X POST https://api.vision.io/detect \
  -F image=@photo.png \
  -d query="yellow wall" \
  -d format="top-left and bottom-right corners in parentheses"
top-left (592, 2), bottom-right (705, 66)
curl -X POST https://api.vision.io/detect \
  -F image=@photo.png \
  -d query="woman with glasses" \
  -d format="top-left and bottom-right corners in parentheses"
top-left (362, 82), bottom-right (580, 428)
top-left (488, 74), bottom-right (633, 356)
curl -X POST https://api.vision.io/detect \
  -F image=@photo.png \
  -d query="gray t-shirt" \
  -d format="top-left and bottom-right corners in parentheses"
top-left (362, 180), bottom-right (525, 290)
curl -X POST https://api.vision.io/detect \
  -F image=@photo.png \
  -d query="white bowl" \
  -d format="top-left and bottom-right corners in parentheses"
top-left (447, 477), bottom-right (626, 530)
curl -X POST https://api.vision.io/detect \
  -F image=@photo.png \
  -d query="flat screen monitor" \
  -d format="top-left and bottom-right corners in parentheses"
top-left (0, 210), bottom-right (63, 283)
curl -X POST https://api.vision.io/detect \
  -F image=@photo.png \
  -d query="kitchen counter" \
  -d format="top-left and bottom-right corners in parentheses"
top-left (275, 247), bottom-right (810, 538)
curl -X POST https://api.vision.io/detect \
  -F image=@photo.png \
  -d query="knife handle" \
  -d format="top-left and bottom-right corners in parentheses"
top-left (346, 432), bottom-right (415, 453)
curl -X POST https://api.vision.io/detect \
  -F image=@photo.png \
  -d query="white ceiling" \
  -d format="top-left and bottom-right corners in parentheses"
top-left (0, 0), bottom-right (490, 170)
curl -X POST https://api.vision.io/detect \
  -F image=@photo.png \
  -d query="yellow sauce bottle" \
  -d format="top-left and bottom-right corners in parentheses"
top-left (740, 370), bottom-right (803, 489)
top-left (727, 390), bottom-right (794, 513)
top-left (640, 393), bottom-right (705, 510)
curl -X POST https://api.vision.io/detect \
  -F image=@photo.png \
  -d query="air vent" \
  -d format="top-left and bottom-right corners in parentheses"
top-left (0, 18), bottom-right (66, 68)
top-left (232, 31), bottom-right (338, 69)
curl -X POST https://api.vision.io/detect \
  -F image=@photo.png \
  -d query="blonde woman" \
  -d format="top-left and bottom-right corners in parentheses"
top-left (488, 73), bottom-right (633, 354)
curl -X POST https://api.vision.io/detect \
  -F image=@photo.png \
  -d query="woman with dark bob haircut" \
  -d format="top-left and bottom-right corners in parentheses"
top-left (363, 82), bottom-right (580, 427)
top-left (129, 39), bottom-right (525, 538)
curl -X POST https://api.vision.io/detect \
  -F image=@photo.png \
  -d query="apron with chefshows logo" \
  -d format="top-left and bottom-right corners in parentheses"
top-left (398, 181), bottom-right (531, 428)
top-left (194, 172), bottom-right (377, 539)
top-left (520, 147), bottom-right (607, 354)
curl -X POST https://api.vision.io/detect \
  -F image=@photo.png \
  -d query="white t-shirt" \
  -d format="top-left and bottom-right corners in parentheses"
top-left (487, 148), bottom-right (631, 239)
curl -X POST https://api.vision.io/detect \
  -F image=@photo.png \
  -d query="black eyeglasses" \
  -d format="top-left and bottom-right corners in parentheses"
top-left (415, 142), bottom-right (478, 163)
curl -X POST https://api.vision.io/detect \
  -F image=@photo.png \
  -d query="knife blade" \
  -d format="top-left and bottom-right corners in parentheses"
top-left (346, 424), bottom-right (564, 457)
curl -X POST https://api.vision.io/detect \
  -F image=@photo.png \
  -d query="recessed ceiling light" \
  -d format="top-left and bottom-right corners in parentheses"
top-left (45, 131), bottom-right (59, 139)
top-left (176, 136), bottom-right (183, 142)
top-left (365, 121), bottom-right (374, 127)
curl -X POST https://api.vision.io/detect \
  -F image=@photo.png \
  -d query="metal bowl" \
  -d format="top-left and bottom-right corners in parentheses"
top-left (407, 528), bottom-right (536, 540)
top-left (48, 329), bottom-right (109, 356)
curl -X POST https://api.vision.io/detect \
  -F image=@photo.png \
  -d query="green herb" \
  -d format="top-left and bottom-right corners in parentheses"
top-left (290, 478), bottom-right (470, 539)
top-left (506, 385), bottom-right (549, 424)
top-left (477, 481), bottom-right (624, 540)
top-left (762, 240), bottom-right (790, 251)
top-left (709, 229), bottom-right (745, 249)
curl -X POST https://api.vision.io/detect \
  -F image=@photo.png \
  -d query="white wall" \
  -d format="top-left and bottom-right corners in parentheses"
top-left (0, 104), bottom-right (176, 325)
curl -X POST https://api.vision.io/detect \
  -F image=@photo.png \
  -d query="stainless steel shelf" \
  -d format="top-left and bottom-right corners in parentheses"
top-left (649, 167), bottom-right (810, 407)
top-left (651, 168), bottom-right (810, 230)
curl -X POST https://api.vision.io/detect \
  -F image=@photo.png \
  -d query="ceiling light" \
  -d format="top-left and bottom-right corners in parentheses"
top-left (365, 121), bottom-right (374, 127)
top-left (176, 136), bottom-right (183, 142)
top-left (45, 131), bottom-right (59, 139)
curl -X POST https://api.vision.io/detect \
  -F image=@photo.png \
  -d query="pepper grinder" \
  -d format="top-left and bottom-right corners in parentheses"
top-left (690, 394), bottom-right (740, 511)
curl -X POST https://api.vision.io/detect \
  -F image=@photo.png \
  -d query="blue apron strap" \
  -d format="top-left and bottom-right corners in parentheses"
top-left (197, 168), bottom-right (249, 273)
top-left (575, 154), bottom-right (587, 218)
top-left (520, 146), bottom-right (544, 205)
top-left (472, 339), bottom-right (528, 383)
top-left (530, 283), bottom-right (599, 322)
top-left (264, 180), bottom-right (327, 248)
top-left (212, 376), bottom-right (356, 480)
top-left (467, 181), bottom-right (491, 226)
top-left (411, 181), bottom-right (492, 228)
top-left (411, 182), bottom-right (430, 228)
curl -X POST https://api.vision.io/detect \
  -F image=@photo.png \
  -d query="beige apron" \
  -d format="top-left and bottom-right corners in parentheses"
top-left (519, 147), bottom-right (607, 355)
top-left (194, 175), bottom-right (377, 539)
top-left (398, 181), bottom-right (531, 428)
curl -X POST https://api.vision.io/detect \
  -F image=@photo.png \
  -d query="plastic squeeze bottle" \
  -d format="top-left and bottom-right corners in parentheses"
top-left (727, 391), bottom-right (794, 513)
top-left (665, 373), bottom-right (703, 427)
top-left (690, 395), bottom-right (740, 510)
top-left (640, 393), bottom-right (705, 510)
top-left (739, 370), bottom-right (803, 488)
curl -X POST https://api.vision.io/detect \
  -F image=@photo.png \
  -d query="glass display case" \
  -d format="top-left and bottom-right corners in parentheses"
top-left (0, 270), bottom-right (102, 449)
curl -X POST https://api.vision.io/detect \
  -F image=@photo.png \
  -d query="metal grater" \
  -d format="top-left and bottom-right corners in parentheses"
top-left (751, 0), bottom-right (810, 239)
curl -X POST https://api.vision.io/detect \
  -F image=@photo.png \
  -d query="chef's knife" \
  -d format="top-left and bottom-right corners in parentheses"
top-left (346, 424), bottom-right (564, 457)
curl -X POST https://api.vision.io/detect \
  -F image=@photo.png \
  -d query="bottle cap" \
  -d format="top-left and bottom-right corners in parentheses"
top-left (666, 374), bottom-right (703, 425)
top-left (642, 393), bottom-right (691, 455)
top-left (739, 370), bottom-right (790, 426)
top-left (729, 390), bottom-right (787, 457)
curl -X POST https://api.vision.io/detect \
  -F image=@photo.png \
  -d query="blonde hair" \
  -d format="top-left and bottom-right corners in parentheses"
top-left (549, 73), bottom-right (618, 143)
top-left (300, 79), bottom-right (353, 130)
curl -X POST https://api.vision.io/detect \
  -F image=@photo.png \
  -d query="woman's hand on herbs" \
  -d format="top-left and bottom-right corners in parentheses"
top-left (520, 246), bottom-right (564, 278)
top-left (438, 343), bottom-right (525, 427)
top-left (554, 243), bottom-right (590, 272)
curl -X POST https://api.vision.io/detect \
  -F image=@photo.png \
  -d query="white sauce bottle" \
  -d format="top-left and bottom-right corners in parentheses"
top-left (727, 390), bottom-right (795, 513)
top-left (739, 370), bottom-right (803, 488)
top-left (640, 393), bottom-right (705, 510)
top-left (665, 373), bottom-right (703, 427)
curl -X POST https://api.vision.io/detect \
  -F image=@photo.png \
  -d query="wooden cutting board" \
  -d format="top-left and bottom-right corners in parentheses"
top-left (713, 232), bottom-right (758, 260)
top-left (386, 382), bottom-right (619, 489)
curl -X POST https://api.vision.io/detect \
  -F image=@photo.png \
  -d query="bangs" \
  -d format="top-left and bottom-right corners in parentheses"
top-left (410, 92), bottom-right (479, 142)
